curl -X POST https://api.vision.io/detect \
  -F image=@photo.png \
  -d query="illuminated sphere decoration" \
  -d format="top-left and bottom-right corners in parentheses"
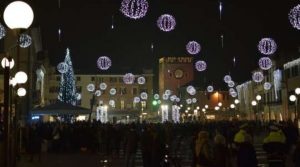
top-left (230, 91), bottom-right (237, 98)
top-left (162, 94), bottom-right (169, 100)
top-left (289, 4), bottom-right (300, 30)
top-left (252, 71), bottom-right (264, 83)
top-left (15, 71), bottom-right (27, 84)
top-left (57, 62), bottom-right (69, 74)
top-left (229, 88), bottom-right (236, 94)
top-left (258, 38), bottom-right (277, 55)
top-left (154, 94), bottom-right (160, 100)
top-left (110, 88), bottom-right (117, 95)
top-left (186, 41), bottom-right (201, 55)
top-left (264, 82), bottom-right (272, 90)
top-left (123, 73), bottom-right (135, 84)
top-left (192, 98), bottom-right (197, 103)
top-left (165, 90), bottom-right (171, 96)
top-left (134, 97), bottom-right (141, 103)
top-left (170, 95), bottom-right (177, 102)
top-left (176, 97), bottom-right (180, 102)
top-left (224, 75), bottom-right (232, 83)
top-left (0, 23), bottom-right (6, 40)
top-left (259, 57), bottom-right (272, 70)
top-left (195, 60), bottom-right (207, 72)
top-left (19, 34), bottom-right (32, 48)
top-left (228, 81), bottom-right (235, 88)
top-left (94, 90), bottom-right (102, 97)
top-left (157, 14), bottom-right (176, 32)
top-left (87, 84), bottom-right (95, 92)
top-left (97, 56), bottom-right (112, 70)
top-left (207, 85), bottom-right (214, 93)
top-left (186, 98), bottom-right (192, 104)
top-left (17, 87), bottom-right (26, 97)
top-left (109, 100), bottom-right (115, 107)
top-left (120, 0), bottom-right (149, 20)
top-left (137, 76), bottom-right (146, 85)
top-left (140, 92), bottom-right (148, 100)
top-left (187, 85), bottom-right (196, 96)
top-left (99, 83), bottom-right (107, 90)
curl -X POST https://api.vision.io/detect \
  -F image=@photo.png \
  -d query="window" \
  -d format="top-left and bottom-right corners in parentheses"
top-left (292, 66), bottom-right (299, 77)
top-left (98, 77), bottom-right (104, 82)
top-left (119, 77), bottom-right (123, 82)
top-left (121, 100), bottom-right (125, 110)
top-left (91, 77), bottom-right (95, 81)
top-left (120, 87), bottom-right (127, 95)
top-left (76, 77), bottom-right (81, 81)
top-left (56, 76), bottom-right (60, 81)
top-left (110, 77), bottom-right (117, 83)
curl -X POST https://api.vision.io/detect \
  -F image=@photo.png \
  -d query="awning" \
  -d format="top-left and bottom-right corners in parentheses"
top-left (30, 102), bottom-right (91, 115)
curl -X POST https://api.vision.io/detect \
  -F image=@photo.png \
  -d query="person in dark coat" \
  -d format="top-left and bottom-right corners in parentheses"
top-left (236, 134), bottom-right (258, 167)
top-left (213, 134), bottom-right (230, 167)
top-left (293, 139), bottom-right (300, 167)
top-left (125, 123), bottom-right (138, 167)
top-left (28, 124), bottom-right (42, 162)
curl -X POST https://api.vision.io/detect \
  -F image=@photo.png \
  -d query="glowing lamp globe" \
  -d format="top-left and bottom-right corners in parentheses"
top-left (264, 82), bottom-right (272, 90)
top-left (97, 56), bottom-right (111, 70)
top-left (289, 95), bottom-right (297, 102)
top-left (15, 71), bottom-right (27, 84)
top-left (123, 73), bottom-right (135, 84)
top-left (258, 57), bottom-right (272, 70)
top-left (57, 62), bottom-right (68, 74)
top-left (17, 87), bottom-right (26, 97)
top-left (234, 99), bottom-right (240, 104)
top-left (120, 0), bottom-right (148, 19)
top-left (252, 71), bottom-right (264, 83)
top-left (289, 4), bottom-right (300, 30)
top-left (137, 76), bottom-right (146, 85)
top-left (251, 100), bottom-right (257, 106)
top-left (1, 57), bottom-right (15, 69)
top-left (157, 14), bottom-right (176, 32)
top-left (230, 104), bottom-right (235, 109)
top-left (224, 75), bottom-right (231, 83)
top-left (87, 84), bottom-right (95, 92)
top-left (295, 88), bottom-right (300, 95)
top-left (3, 1), bottom-right (34, 29)
top-left (99, 83), bottom-right (107, 90)
top-left (256, 95), bottom-right (262, 101)
top-left (110, 88), bottom-right (117, 95)
top-left (258, 38), bottom-right (277, 55)
top-left (195, 60), bottom-right (207, 72)
top-left (207, 85), bottom-right (214, 92)
top-left (0, 23), bottom-right (6, 40)
top-left (140, 92), bottom-right (148, 100)
top-left (186, 41), bottom-right (201, 55)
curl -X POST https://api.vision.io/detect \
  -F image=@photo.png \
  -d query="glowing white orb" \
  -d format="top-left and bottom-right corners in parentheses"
top-left (252, 71), bottom-right (264, 83)
top-left (110, 88), bottom-right (117, 95)
top-left (186, 85), bottom-right (196, 95)
top-left (195, 60), bottom-right (207, 72)
top-left (165, 90), bottom-right (171, 96)
top-left (186, 41), bottom-right (201, 55)
top-left (192, 98), bottom-right (197, 103)
top-left (258, 38), bottom-right (277, 55)
top-left (289, 4), bottom-right (300, 30)
top-left (258, 57), bottom-right (272, 70)
top-left (95, 90), bottom-right (102, 97)
top-left (123, 73), bottom-right (135, 84)
top-left (134, 97), bottom-right (141, 103)
top-left (137, 76), bottom-right (146, 85)
top-left (140, 92), bottom-right (148, 100)
top-left (154, 94), bottom-right (160, 100)
top-left (87, 84), bottom-right (95, 92)
top-left (207, 85), bottom-right (214, 92)
top-left (157, 100), bottom-right (161, 104)
top-left (97, 56), bottom-right (112, 70)
top-left (109, 100), bottom-right (115, 106)
top-left (17, 87), bottom-right (26, 97)
top-left (157, 14), bottom-right (176, 32)
top-left (230, 91), bottom-right (237, 98)
top-left (264, 82), bottom-right (272, 90)
top-left (19, 34), bottom-right (32, 48)
top-left (15, 71), bottom-right (27, 84)
top-left (99, 83), bottom-right (107, 90)
top-left (120, 0), bottom-right (148, 19)
top-left (175, 98), bottom-right (180, 102)
top-left (186, 98), bottom-right (192, 104)
top-left (224, 75), bottom-right (232, 83)
top-left (57, 62), bottom-right (69, 74)
top-left (170, 95), bottom-right (177, 102)
top-left (162, 94), bottom-right (169, 100)
top-left (228, 81), bottom-right (235, 88)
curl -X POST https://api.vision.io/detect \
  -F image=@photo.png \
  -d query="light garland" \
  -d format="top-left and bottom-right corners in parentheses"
top-left (195, 60), bottom-right (207, 72)
top-left (140, 92), bottom-right (148, 100)
top-left (120, 0), bottom-right (149, 19)
top-left (134, 97), bottom-right (141, 103)
top-left (154, 94), bottom-right (160, 100)
top-left (258, 57), bottom-right (272, 70)
top-left (192, 98), bottom-right (197, 103)
top-left (110, 88), bottom-right (117, 95)
top-left (228, 81), bottom-right (235, 88)
top-left (273, 69), bottom-right (282, 100)
top-left (283, 57), bottom-right (300, 69)
top-left (99, 83), bottom-right (107, 90)
top-left (258, 38), bottom-right (277, 55)
top-left (186, 41), bottom-right (201, 55)
top-left (95, 90), bottom-right (102, 97)
top-left (187, 85), bottom-right (196, 95)
top-left (172, 105), bottom-right (180, 123)
top-left (165, 89), bottom-right (171, 96)
top-left (170, 95), bottom-right (177, 102)
top-left (186, 98), bottom-right (192, 104)
top-left (157, 14), bottom-right (176, 32)
top-left (97, 56), bottom-right (112, 70)
top-left (289, 4), bottom-right (300, 30)
top-left (224, 75), bottom-right (232, 83)
top-left (162, 94), bottom-right (169, 100)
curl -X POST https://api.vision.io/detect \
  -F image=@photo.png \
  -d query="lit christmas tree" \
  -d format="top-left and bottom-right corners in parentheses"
top-left (58, 48), bottom-right (77, 105)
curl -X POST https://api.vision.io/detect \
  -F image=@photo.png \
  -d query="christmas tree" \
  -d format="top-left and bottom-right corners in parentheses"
top-left (58, 48), bottom-right (77, 105)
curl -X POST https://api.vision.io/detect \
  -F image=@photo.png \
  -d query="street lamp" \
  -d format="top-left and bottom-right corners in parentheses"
top-left (205, 105), bottom-right (209, 109)
top-left (289, 95), bottom-right (297, 121)
top-left (234, 99), bottom-right (240, 104)
top-left (2, 2), bottom-right (34, 167)
top-left (256, 95), bottom-right (262, 121)
top-left (251, 100), bottom-right (257, 120)
top-left (218, 102), bottom-right (222, 107)
top-left (230, 104), bottom-right (235, 109)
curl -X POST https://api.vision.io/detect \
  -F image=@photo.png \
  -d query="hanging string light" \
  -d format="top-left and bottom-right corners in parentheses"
top-left (87, 83), bottom-right (95, 92)
top-left (99, 83), bottom-right (107, 90)
top-left (219, 1), bottom-right (223, 20)
top-left (137, 76), bottom-right (146, 85)
top-left (140, 92), bottom-right (148, 100)
top-left (224, 75), bottom-right (232, 83)
top-left (252, 71), bottom-right (264, 83)
top-left (220, 34), bottom-right (224, 48)
top-left (207, 85), bottom-right (214, 92)
top-left (57, 62), bottom-right (69, 74)
top-left (111, 15), bottom-right (114, 29)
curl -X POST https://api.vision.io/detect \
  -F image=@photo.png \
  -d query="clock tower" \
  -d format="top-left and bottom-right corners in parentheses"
top-left (158, 57), bottom-right (194, 95)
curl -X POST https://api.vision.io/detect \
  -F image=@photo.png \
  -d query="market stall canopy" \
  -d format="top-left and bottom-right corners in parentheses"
top-left (30, 102), bottom-right (91, 115)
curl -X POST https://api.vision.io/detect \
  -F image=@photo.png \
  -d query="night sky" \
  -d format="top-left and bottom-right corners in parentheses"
top-left (10, 0), bottom-right (300, 89)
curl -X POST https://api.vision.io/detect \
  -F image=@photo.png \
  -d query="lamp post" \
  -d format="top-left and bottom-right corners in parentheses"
top-left (289, 95), bottom-right (297, 122)
top-left (2, 2), bottom-right (34, 167)
top-left (251, 100), bottom-right (257, 120)
top-left (256, 95), bottom-right (262, 121)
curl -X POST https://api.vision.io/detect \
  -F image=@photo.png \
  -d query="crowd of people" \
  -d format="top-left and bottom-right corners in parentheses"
top-left (17, 120), bottom-right (300, 167)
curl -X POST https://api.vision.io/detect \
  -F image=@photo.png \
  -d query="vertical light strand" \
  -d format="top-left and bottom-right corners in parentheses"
top-left (111, 15), bottom-right (114, 29)
top-left (219, 1), bottom-right (223, 21)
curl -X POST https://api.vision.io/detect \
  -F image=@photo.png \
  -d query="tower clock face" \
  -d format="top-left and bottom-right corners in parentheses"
top-left (174, 69), bottom-right (184, 79)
